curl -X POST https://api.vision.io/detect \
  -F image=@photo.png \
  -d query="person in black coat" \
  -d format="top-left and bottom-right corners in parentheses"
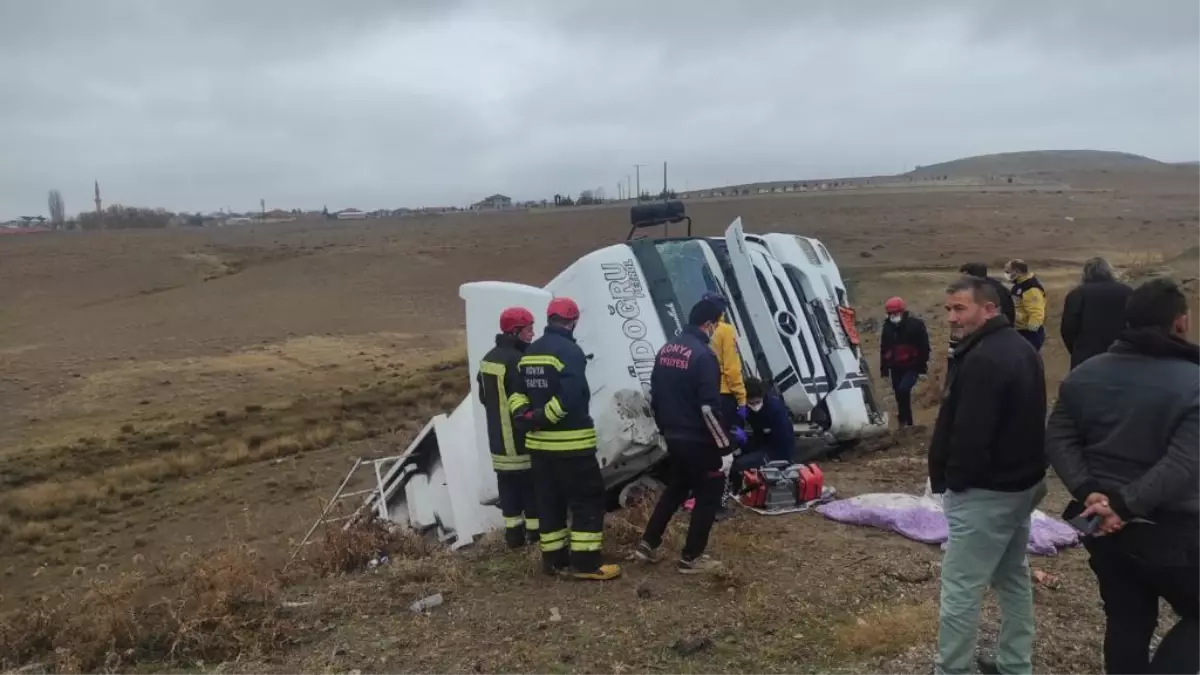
top-left (928, 276), bottom-right (1047, 675)
top-left (1060, 257), bottom-right (1133, 370)
top-left (880, 296), bottom-right (931, 427)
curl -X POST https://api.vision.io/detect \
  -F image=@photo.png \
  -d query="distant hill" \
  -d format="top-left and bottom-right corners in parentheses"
top-left (908, 150), bottom-right (1173, 178)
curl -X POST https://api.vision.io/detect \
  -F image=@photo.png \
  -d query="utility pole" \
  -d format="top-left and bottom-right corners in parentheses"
top-left (617, 183), bottom-right (623, 200)
top-left (260, 198), bottom-right (266, 219)
top-left (662, 161), bottom-right (668, 199)
top-left (626, 175), bottom-right (632, 202)
top-left (633, 164), bottom-right (644, 202)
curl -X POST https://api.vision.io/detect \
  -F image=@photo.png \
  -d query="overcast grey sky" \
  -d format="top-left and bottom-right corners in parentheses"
top-left (1, 0), bottom-right (1197, 216)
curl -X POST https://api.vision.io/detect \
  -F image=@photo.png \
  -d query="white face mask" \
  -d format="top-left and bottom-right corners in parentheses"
top-left (748, 402), bottom-right (763, 412)
top-left (888, 314), bottom-right (903, 324)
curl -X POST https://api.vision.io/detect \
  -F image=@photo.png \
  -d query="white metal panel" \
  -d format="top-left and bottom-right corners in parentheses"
top-left (724, 218), bottom-right (813, 413)
top-left (460, 281), bottom-right (553, 505)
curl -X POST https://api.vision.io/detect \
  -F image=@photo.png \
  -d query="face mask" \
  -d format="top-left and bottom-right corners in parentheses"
top-left (888, 314), bottom-right (902, 324)
top-left (748, 402), bottom-right (763, 412)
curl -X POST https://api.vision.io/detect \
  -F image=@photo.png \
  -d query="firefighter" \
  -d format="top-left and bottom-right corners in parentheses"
top-left (476, 307), bottom-right (538, 548)
top-left (879, 296), bottom-right (931, 427)
top-left (636, 298), bottom-right (733, 574)
top-left (509, 297), bottom-right (621, 581)
top-left (1004, 259), bottom-right (1047, 352)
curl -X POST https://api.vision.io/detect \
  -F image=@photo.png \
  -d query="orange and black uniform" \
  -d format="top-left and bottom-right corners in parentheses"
top-left (509, 324), bottom-right (606, 574)
top-left (477, 333), bottom-right (537, 548)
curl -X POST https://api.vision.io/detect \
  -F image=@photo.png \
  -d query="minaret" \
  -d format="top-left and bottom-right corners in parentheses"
top-left (94, 180), bottom-right (102, 214)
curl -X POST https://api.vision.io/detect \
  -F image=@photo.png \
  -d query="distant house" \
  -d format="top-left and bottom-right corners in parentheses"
top-left (471, 194), bottom-right (512, 210)
top-left (336, 208), bottom-right (367, 220)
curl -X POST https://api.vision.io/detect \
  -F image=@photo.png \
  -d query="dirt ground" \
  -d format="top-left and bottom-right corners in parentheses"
top-left (0, 168), bottom-right (1197, 673)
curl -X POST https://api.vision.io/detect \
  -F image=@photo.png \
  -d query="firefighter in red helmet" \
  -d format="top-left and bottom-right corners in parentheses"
top-left (477, 307), bottom-right (538, 548)
top-left (879, 296), bottom-right (930, 427)
top-left (510, 297), bottom-right (621, 581)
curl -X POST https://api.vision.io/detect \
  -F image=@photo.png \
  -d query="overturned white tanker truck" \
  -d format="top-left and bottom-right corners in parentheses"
top-left (362, 203), bottom-right (888, 548)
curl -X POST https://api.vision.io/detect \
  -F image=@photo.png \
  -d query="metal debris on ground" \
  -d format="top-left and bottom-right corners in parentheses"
top-left (409, 593), bottom-right (444, 613)
top-left (549, 607), bottom-right (562, 622)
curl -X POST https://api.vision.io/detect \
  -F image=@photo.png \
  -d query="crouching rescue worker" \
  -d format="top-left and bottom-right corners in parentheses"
top-left (477, 307), bottom-right (538, 548)
top-left (880, 296), bottom-right (931, 427)
top-left (637, 298), bottom-right (733, 574)
top-left (1005, 259), bottom-right (1047, 352)
top-left (510, 297), bottom-right (620, 581)
top-left (729, 377), bottom-right (795, 493)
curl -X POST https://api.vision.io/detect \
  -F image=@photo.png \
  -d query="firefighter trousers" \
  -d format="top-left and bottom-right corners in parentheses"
top-left (530, 452), bottom-right (606, 574)
top-left (496, 469), bottom-right (538, 548)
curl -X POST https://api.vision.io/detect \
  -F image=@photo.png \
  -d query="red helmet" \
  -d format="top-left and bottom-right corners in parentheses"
top-left (547, 297), bottom-right (580, 321)
top-left (885, 297), bottom-right (906, 314)
top-left (499, 307), bottom-right (534, 334)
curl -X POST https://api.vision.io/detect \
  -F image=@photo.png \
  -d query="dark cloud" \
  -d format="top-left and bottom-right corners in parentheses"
top-left (0, 0), bottom-right (1195, 216)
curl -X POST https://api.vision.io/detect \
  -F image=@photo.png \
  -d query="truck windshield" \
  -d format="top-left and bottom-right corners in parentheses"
top-left (655, 240), bottom-right (722, 316)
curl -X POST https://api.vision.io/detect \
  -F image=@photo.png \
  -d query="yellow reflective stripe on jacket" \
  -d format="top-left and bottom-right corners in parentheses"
top-left (544, 396), bottom-right (566, 423)
top-left (480, 359), bottom-right (518, 459)
top-left (570, 531), bottom-right (603, 552)
top-left (492, 454), bottom-right (531, 471)
top-left (518, 354), bottom-right (565, 371)
top-left (540, 528), bottom-right (568, 552)
top-left (508, 392), bottom-right (530, 413)
top-left (526, 428), bottom-right (597, 451)
top-left (525, 518), bottom-right (540, 532)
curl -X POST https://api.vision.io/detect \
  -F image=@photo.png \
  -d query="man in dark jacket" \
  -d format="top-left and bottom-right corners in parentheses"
top-left (637, 298), bottom-right (733, 574)
top-left (948, 263), bottom-right (1016, 360)
top-left (729, 377), bottom-right (795, 492)
top-left (477, 307), bottom-right (537, 548)
top-left (1046, 278), bottom-right (1198, 674)
top-left (880, 296), bottom-right (931, 427)
top-left (510, 297), bottom-right (621, 581)
top-left (928, 276), bottom-right (1047, 675)
top-left (1060, 256), bottom-right (1133, 370)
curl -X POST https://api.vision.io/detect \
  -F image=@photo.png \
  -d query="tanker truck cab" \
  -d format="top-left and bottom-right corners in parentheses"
top-left (363, 201), bottom-right (888, 549)
top-left (547, 204), bottom-right (886, 475)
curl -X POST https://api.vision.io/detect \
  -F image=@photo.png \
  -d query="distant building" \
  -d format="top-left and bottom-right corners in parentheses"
top-left (470, 194), bottom-right (512, 210)
top-left (336, 208), bottom-right (367, 220)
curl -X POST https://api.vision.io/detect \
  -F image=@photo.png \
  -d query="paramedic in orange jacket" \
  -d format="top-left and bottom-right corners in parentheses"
top-left (702, 292), bottom-right (748, 430)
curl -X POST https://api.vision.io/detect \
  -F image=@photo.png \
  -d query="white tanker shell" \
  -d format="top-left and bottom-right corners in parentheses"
top-left (543, 246), bottom-right (669, 484)
top-left (367, 220), bottom-right (885, 548)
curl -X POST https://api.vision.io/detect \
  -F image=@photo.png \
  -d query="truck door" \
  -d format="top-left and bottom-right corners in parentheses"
top-left (722, 218), bottom-right (815, 414)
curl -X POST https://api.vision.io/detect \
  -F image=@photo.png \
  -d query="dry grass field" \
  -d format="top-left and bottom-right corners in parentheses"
top-left (0, 161), bottom-right (1196, 673)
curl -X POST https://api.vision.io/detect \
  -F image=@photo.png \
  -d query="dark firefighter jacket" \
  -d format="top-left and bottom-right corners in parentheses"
top-left (880, 312), bottom-right (931, 375)
top-left (477, 333), bottom-right (530, 472)
top-left (649, 325), bottom-right (733, 453)
top-left (509, 324), bottom-right (596, 457)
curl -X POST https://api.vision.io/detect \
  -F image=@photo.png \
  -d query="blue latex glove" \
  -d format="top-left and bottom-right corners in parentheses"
top-left (731, 427), bottom-right (748, 446)
top-left (737, 405), bottom-right (748, 421)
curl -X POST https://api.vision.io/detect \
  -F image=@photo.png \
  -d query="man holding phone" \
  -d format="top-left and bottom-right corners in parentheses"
top-left (1046, 278), bottom-right (1198, 674)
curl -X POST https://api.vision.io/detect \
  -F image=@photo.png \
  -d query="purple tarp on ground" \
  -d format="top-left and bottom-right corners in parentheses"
top-left (816, 492), bottom-right (1079, 556)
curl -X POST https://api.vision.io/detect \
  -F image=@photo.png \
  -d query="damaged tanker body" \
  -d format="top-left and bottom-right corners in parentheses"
top-left (366, 204), bottom-right (887, 548)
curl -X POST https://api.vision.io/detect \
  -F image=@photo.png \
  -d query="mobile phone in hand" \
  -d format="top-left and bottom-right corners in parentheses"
top-left (1067, 514), bottom-right (1102, 536)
